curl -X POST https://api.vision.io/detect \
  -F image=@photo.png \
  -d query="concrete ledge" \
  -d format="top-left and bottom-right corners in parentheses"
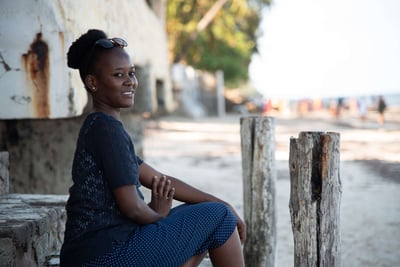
top-left (0, 194), bottom-right (67, 267)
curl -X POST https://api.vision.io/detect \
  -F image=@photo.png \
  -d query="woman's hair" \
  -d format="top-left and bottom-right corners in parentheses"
top-left (67, 29), bottom-right (108, 84)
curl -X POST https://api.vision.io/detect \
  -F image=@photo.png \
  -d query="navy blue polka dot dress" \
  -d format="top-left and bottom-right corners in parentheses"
top-left (60, 112), bottom-right (237, 267)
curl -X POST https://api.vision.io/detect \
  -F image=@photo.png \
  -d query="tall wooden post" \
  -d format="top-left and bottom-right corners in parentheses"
top-left (240, 116), bottom-right (276, 267)
top-left (0, 151), bottom-right (9, 196)
top-left (289, 132), bottom-right (342, 267)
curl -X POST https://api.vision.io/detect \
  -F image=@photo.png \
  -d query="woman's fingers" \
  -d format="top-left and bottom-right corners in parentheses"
top-left (149, 175), bottom-right (174, 217)
top-left (153, 175), bottom-right (174, 200)
top-left (237, 219), bottom-right (246, 244)
top-left (157, 176), bottom-right (166, 197)
top-left (154, 175), bottom-right (166, 196)
top-left (152, 176), bottom-right (160, 196)
top-left (163, 178), bottom-right (171, 198)
top-left (167, 186), bottom-right (175, 200)
top-left (235, 216), bottom-right (245, 240)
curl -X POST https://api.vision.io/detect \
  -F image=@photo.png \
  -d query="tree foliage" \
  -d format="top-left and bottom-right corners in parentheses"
top-left (167, 0), bottom-right (271, 87)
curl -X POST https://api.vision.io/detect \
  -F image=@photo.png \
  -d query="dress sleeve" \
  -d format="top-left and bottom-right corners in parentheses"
top-left (90, 115), bottom-right (141, 190)
top-left (136, 156), bottom-right (144, 165)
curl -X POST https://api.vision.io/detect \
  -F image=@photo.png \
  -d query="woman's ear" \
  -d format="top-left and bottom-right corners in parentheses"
top-left (85, 75), bottom-right (97, 92)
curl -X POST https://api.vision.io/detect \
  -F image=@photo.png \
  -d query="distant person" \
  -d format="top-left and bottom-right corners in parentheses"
top-left (263, 98), bottom-right (272, 113)
top-left (336, 97), bottom-right (344, 119)
top-left (357, 97), bottom-right (368, 122)
top-left (60, 29), bottom-right (245, 267)
top-left (377, 95), bottom-right (387, 125)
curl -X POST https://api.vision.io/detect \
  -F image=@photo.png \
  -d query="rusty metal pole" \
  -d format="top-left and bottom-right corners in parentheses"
top-left (240, 116), bottom-right (276, 267)
top-left (289, 131), bottom-right (342, 267)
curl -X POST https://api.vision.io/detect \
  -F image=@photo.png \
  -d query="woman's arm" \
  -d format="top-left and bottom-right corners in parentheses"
top-left (113, 175), bottom-right (174, 224)
top-left (139, 162), bottom-right (220, 204)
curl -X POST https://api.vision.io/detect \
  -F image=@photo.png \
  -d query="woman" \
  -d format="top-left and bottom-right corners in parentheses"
top-left (60, 29), bottom-right (245, 267)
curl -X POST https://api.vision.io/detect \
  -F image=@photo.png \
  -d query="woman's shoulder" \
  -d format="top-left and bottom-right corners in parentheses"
top-left (86, 111), bottom-right (120, 123)
top-left (79, 112), bottom-right (123, 139)
top-left (85, 112), bottom-right (122, 128)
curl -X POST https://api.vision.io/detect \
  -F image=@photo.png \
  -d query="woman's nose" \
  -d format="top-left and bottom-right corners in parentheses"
top-left (131, 76), bottom-right (138, 89)
top-left (124, 75), bottom-right (136, 86)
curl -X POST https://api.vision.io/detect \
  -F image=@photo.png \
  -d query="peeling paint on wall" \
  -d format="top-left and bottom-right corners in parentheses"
top-left (10, 95), bottom-right (32, 105)
top-left (0, 52), bottom-right (21, 79)
top-left (0, 53), bottom-right (11, 72)
top-left (22, 33), bottom-right (50, 118)
top-left (58, 31), bottom-right (65, 57)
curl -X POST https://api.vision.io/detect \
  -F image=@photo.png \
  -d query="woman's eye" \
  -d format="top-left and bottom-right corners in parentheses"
top-left (114, 73), bottom-right (123, 77)
top-left (129, 71), bottom-right (136, 78)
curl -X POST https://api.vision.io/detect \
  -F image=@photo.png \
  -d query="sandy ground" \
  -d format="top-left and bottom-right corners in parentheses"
top-left (140, 109), bottom-right (400, 267)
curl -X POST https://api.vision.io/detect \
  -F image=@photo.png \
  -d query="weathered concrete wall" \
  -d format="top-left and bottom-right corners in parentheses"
top-left (0, 117), bottom-right (83, 194)
top-left (0, 0), bottom-right (173, 119)
top-left (0, 0), bottom-right (171, 194)
top-left (0, 156), bottom-right (67, 267)
top-left (0, 194), bottom-right (67, 267)
top-left (0, 113), bottom-right (143, 194)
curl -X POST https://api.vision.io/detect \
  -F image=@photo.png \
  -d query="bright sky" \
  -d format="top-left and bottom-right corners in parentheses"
top-left (249, 0), bottom-right (400, 99)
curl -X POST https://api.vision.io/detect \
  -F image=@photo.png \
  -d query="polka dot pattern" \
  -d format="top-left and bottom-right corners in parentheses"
top-left (81, 202), bottom-right (237, 267)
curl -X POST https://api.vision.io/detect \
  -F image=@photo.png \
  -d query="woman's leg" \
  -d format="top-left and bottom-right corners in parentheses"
top-left (181, 252), bottom-right (207, 267)
top-left (87, 203), bottom-right (238, 266)
top-left (209, 228), bottom-right (245, 267)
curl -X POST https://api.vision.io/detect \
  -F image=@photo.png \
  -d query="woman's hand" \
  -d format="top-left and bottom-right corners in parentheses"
top-left (148, 175), bottom-right (175, 218)
top-left (225, 203), bottom-right (246, 244)
top-left (236, 215), bottom-right (246, 245)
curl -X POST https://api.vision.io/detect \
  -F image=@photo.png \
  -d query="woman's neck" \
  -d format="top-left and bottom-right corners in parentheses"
top-left (92, 106), bottom-right (121, 120)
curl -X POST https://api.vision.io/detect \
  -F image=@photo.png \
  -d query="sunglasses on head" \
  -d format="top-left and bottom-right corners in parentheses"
top-left (95, 37), bottom-right (128, 48)
top-left (82, 37), bottom-right (128, 74)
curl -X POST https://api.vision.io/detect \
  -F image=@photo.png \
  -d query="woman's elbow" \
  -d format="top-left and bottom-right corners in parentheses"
top-left (121, 203), bottom-right (160, 224)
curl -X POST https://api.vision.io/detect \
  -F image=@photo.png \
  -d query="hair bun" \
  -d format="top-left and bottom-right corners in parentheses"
top-left (67, 29), bottom-right (107, 69)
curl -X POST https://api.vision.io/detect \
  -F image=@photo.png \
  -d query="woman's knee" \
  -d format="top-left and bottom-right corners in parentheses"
top-left (209, 202), bottom-right (236, 222)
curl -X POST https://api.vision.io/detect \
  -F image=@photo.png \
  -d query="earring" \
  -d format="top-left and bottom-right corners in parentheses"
top-left (92, 87), bottom-right (97, 92)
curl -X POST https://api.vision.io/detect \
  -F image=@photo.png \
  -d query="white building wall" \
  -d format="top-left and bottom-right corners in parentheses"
top-left (0, 0), bottom-right (172, 119)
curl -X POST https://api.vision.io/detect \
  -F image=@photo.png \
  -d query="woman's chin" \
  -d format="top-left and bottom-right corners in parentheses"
top-left (122, 100), bottom-right (134, 108)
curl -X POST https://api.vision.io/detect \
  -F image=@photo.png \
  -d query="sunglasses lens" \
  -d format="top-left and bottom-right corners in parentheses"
top-left (95, 38), bottom-right (128, 48)
top-left (111, 38), bottom-right (128, 47)
top-left (95, 39), bottom-right (114, 48)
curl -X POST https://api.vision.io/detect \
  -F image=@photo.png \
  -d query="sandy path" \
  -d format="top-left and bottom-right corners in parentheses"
top-left (141, 112), bottom-right (400, 267)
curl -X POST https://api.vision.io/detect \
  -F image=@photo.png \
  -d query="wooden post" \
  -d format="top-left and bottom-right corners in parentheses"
top-left (240, 116), bottom-right (276, 267)
top-left (0, 151), bottom-right (9, 197)
top-left (289, 132), bottom-right (342, 267)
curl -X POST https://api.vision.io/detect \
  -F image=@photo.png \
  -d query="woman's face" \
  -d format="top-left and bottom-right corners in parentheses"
top-left (89, 48), bottom-right (138, 112)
